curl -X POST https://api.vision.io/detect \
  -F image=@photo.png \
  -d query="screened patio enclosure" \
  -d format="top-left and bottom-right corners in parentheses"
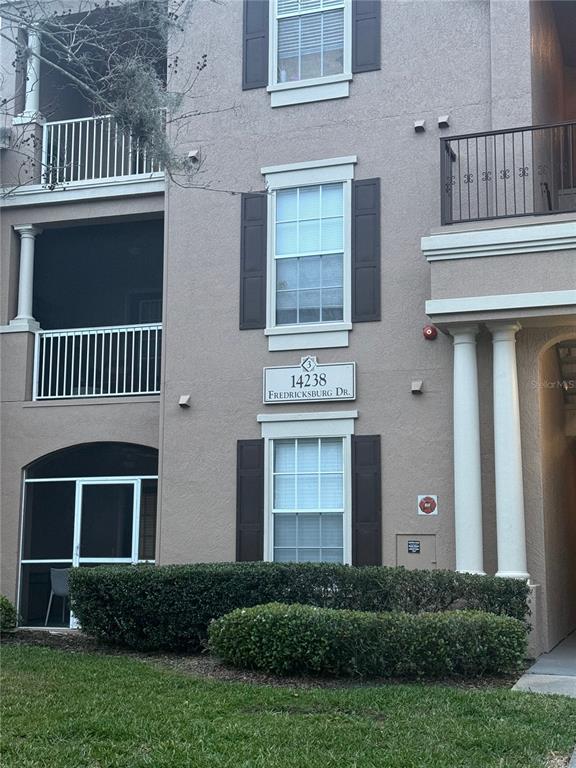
top-left (19, 443), bottom-right (158, 627)
top-left (32, 220), bottom-right (163, 400)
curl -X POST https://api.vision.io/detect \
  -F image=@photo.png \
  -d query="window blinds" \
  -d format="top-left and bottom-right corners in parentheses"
top-left (277, 3), bottom-right (345, 82)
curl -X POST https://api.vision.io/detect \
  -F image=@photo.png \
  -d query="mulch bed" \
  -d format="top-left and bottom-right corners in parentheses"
top-left (1, 629), bottom-right (525, 690)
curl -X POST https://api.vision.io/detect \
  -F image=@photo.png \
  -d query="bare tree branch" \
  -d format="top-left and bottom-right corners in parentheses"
top-left (0, 0), bottom-right (228, 193)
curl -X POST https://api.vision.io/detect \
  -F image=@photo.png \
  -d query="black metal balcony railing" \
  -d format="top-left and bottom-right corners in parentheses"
top-left (441, 121), bottom-right (576, 225)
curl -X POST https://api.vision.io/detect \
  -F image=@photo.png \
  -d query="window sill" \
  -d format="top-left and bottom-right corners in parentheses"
top-left (269, 76), bottom-right (351, 108)
top-left (265, 323), bottom-right (351, 351)
top-left (268, 73), bottom-right (352, 92)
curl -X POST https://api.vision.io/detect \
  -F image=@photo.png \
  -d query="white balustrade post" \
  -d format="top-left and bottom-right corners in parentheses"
top-left (23, 28), bottom-right (42, 119)
top-left (488, 322), bottom-right (529, 580)
top-left (10, 225), bottom-right (42, 332)
top-left (450, 325), bottom-right (484, 575)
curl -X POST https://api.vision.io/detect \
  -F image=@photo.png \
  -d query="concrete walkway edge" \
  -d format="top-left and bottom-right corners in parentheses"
top-left (512, 631), bottom-right (576, 698)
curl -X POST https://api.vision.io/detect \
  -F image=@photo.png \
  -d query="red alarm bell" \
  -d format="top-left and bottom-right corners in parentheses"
top-left (423, 325), bottom-right (438, 340)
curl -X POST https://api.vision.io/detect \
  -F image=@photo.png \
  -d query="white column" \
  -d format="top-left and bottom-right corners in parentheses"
top-left (451, 325), bottom-right (484, 575)
top-left (10, 225), bottom-right (42, 332)
top-left (489, 322), bottom-right (529, 580)
top-left (23, 28), bottom-right (42, 118)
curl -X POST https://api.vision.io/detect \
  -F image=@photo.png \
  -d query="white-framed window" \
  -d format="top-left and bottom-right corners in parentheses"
top-left (272, 437), bottom-right (345, 562)
top-left (262, 156), bottom-right (356, 351)
top-left (268, 0), bottom-right (352, 108)
top-left (258, 410), bottom-right (357, 564)
top-left (275, 184), bottom-right (344, 325)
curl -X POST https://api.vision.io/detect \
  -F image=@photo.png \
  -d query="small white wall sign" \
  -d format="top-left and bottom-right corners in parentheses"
top-left (418, 495), bottom-right (438, 516)
top-left (264, 356), bottom-right (356, 404)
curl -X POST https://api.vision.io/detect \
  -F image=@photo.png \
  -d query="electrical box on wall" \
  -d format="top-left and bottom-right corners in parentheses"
top-left (396, 534), bottom-right (437, 570)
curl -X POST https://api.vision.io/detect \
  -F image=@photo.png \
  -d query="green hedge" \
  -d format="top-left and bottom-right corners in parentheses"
top-left (0, 595), bottom-right (17, 633)
top-left (209, 603), bottom-right (528, 678)
top-left (70, 562), bottom-right (530, 652)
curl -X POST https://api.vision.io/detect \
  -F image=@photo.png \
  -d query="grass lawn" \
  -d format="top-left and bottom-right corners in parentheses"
top-left (1, 645), bottom-right (575, 768)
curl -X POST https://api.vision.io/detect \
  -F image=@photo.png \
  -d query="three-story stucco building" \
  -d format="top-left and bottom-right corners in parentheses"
top-left (1, 0), bottom-right (575, 655)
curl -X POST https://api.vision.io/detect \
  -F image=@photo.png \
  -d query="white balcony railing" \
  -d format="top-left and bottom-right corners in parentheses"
top-left (41, 115), bottom-right (164, 187)
top-left (33, 323), bottom-right (162, 400)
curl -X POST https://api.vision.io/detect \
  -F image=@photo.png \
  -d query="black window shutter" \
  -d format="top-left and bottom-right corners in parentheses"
top-left (236, 439), bottom-right (265, 561)
top-left (352, 435), bottom-right (382, 566)
top-left (242, 0), bottom-right (269, 90)
top-left (352, 178), bottom-right (381, 322)
top-left (352, 0), bottom-right (381, 73)
top-left (240, 192), bottom-right (267, 330)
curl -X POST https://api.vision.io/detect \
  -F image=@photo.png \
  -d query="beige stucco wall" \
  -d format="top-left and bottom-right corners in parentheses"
top-left (490, 0), bottom-right (534, 128)
top-left (157, 0), bottom-right (499, 570)
top-left (430, 249), bottom-right (576, 300)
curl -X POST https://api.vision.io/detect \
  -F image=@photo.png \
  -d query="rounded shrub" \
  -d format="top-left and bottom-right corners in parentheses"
top-left (70, 562), bottom-right (530, 652)
top-left (0, 595), bottom-right (18, 633)
top-left (208, 603), bottom-right (528, 678)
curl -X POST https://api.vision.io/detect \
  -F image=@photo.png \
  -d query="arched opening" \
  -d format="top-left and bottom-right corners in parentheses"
top-left (19, 442), bottom-right (158, 627)
top-left (539, 338), bottom-right (576, 648)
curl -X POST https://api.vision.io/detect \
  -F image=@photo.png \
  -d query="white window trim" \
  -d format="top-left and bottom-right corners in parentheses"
top-left (259, 410), bottom-right (356, 564)
top-left (263, 156), bottom-right (356, 352)
top-left (268, 0), bottom-right (352, 108)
